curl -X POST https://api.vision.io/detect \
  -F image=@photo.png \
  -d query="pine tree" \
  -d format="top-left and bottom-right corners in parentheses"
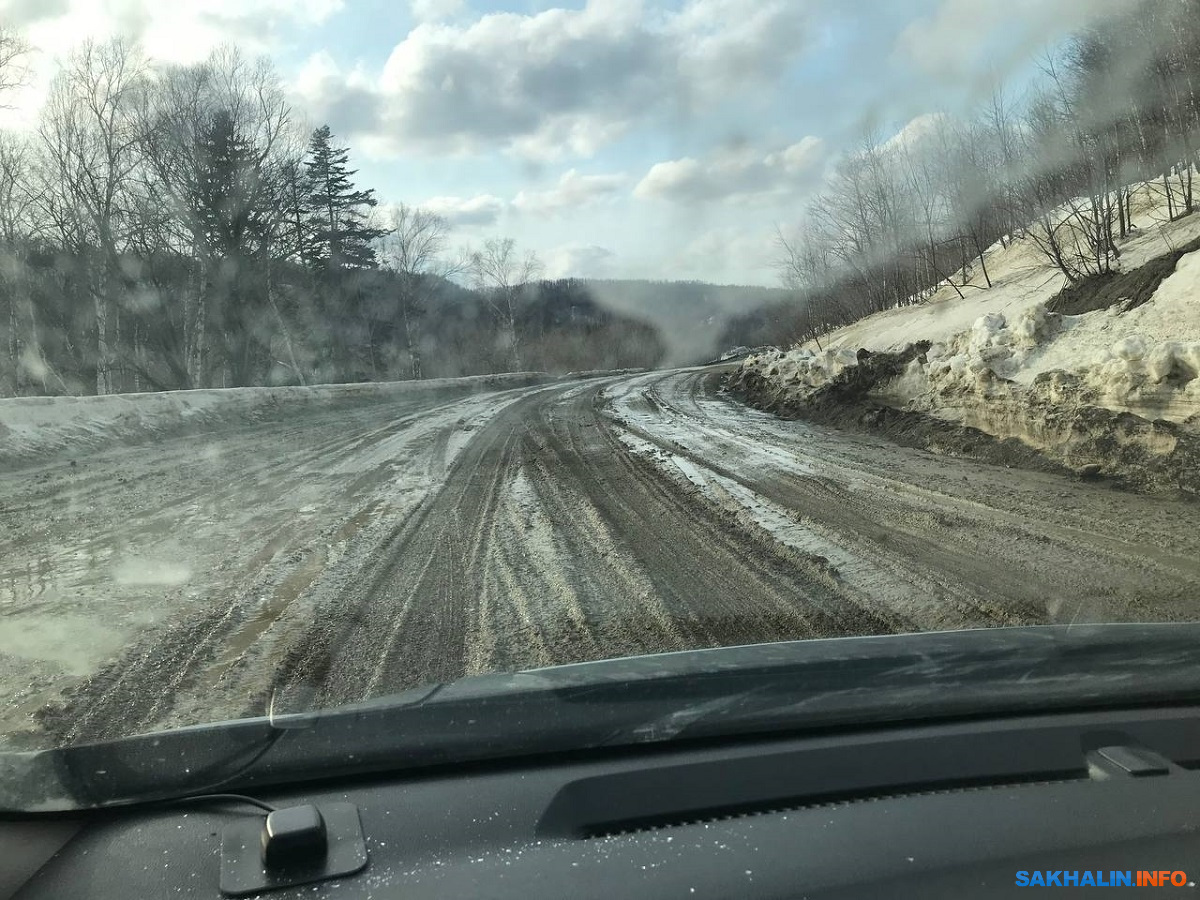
top-left (194, 108), bottom-right (270, 385)
top-left (301, 125), bottom-right (385, 272)
top-left (197, 109), bottom-right (263, 259)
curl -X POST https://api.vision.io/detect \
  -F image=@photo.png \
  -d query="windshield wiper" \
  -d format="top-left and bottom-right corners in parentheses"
top-left (4, 624), bottom-right (1200, 813)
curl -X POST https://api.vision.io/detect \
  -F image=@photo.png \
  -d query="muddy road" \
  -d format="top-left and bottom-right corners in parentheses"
top-left (5, 368), bottom-right (1200, 748)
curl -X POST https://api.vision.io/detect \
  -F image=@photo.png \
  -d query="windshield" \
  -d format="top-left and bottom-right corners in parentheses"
top-left (2, 0), bottom-right (1200, 782)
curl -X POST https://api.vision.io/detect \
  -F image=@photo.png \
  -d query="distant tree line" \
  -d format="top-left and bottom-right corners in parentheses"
top-left (0, 37), bottom-right (671, 397)
top-left (773, 0), bottom-right (1200, 347)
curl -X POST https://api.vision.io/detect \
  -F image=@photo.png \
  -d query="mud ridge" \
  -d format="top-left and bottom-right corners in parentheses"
top-left (728, 346), bottom-right (1200, 497)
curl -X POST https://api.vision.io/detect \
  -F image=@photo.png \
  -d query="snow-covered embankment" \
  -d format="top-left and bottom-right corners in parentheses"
top-left (732, 187), bottom-right (1200, 494)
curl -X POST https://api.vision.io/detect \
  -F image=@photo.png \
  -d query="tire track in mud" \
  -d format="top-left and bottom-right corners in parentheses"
top-left (617, 398), bottom-right (1040, 631)
top-left (261, 398), bottom-right (536, 712)
top-left (537, 390), bottom-right (902, 644)
top-left (266, 382), bottom-right (901, 717)
top-left (614, 369), bottom-right (1200, 631)
top-left (32, 390), bottom-right (532, 744)
top-left (610, 376), bottom-right (994, 629)
top-left (32, 368), bottom-right (1200, 747)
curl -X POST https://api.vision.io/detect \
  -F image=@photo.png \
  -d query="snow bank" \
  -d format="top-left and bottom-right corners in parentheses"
top-left (742, 347), bottom-right (861, 398)
top-left (895, 248), bottom-right (1200, 423)
top-left (0, 373), bottom-right (553, 467)
top-left (746, 170), bottom-right (1200, 426)
top-left (923, 304), bottom-right (1058, 388)
top-left (736, 179), bottom-right (1200, 488)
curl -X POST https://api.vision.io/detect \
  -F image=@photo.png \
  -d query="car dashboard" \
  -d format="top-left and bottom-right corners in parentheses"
top-left (5, 703), bottom-right (1200, 898)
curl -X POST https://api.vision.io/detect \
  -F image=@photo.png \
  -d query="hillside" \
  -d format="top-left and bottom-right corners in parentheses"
top-left (568, 280), bottom-right (794, 366)
top-left (732, 172), bottom-right (1200, 494)
top-left (415, 277), bottom-right (790, 377)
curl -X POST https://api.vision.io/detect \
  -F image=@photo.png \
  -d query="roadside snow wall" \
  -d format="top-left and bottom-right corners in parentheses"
top-left (0, 373), bottom-right (553, 469)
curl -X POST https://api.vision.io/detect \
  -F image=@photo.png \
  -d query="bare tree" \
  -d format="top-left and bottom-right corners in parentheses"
top-left (469, 237), bottom-right (542, 372)
top-left (940, 119), bottom-right (1003, 289)
top-left (0, 31), bottom-right (34, 391)
top-left (0, 133), bottom-right (54, 393)
top-left (0, 28), bottom-right (30, 101)
top-left (895, 122), bottom-right (967, 298)
top-left (376, 204), bottom-right (461, 379)
top-left (38, 38), bottom-right (147, 394)
top-left (136, 46), bottom-right (295, 387)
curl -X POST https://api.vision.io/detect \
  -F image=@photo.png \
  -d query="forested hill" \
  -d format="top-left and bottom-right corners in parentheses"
top-left (521, 279), bottom-right (795, 368)
top-left (0, 38), bottom-right (796, 398)
top-left (401, 276), bottom-right (794, 380)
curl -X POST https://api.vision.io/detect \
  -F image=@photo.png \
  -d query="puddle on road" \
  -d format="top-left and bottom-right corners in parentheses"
top-left (0, 545), bottom-right (111, 609)
top-left (207, 546), bottom-right (332, 675)
top-left (0, 534), bottom-right (198, 734)
top-left (205, 500), bottom-right (385, 679)
top-left (0, 612), bottom-right (125, 675)
top-left (0, 594), bottom-right (129, 745)
top-left (112, 557), bottom-right (191, 587)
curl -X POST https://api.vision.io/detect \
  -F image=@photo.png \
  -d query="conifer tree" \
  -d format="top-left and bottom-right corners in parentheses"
top-left (301, 125), bottom-right (385, 272)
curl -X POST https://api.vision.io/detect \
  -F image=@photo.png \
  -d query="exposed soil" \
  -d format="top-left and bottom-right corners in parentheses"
top-left (1046, 232), bottom-right (1200, 316)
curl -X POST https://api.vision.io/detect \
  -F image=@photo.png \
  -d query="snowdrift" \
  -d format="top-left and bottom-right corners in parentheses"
top-left (0, 373), bottom-right (552, 468)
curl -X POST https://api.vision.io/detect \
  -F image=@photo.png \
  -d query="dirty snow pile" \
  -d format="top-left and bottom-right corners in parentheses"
top-left (909, 248), bottom-right (1200, 423)
top-left (903, 304), bottom-right (1059, 408)
top-left (741, 346), bottom-right (862, 397)
top-left (742, 245), bottom-right (1200, 428)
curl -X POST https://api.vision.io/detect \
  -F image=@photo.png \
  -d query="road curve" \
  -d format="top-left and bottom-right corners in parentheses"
top-left (10, 368), bottom-right (1200, 746)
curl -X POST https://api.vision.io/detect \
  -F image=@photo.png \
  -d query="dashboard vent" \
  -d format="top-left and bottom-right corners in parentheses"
top-left (584, 775), bottom-right (1085, 839)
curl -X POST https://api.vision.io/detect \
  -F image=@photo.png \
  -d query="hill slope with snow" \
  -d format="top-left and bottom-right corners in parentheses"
top-left (734, 175), bottom-right (1200, 492)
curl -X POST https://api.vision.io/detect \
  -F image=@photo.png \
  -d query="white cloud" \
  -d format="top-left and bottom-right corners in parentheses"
top-left (411, 169), bottom-right (629, 230)
top-left (635, 158), bottom-right (705, 202)
top-left (1, 0), bottom-right (70, 28)
top-left (419, 193), bottom-right (508, 227)
top-left (763, 135), bottom-right (825, 175)
top-left (512, 169), bottom-right (627, 216)
top-left (895, 0), bottom-right (1138, 84)
top-left (294, 0), bottom-right (816, 160)
top-left (295, 50), bottom-right (342, 95)
top-left (880, 112), bottom-right (948, 151)
top-left (409, 0), bottom-right (464, 24)
top-left (634, 136), bottom-right (826, 206)
top-left (12, 0), bottom-right (341, 61)
top-left (667, 225), bottom-right (777, 283)
top-left (666, 0), bottom-right (812, 104)
top-left (543, 243), bottom-right (616, 279)
top-left (0, 0), bottom-right (344, 128)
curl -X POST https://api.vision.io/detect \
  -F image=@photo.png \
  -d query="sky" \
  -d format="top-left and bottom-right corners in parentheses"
top-left (0, 0), bottom-right (1138, 285)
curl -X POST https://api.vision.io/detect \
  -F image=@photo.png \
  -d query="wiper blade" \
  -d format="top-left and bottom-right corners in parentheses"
top-left (5, 624), bottom-right (1200, 813)
top-left (4, 682), bottom-right (447, 813)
